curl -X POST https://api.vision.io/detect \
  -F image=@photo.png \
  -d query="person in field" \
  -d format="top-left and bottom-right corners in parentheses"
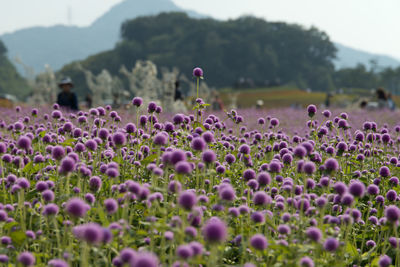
top-left (57, 77), bottom-right (78, 111)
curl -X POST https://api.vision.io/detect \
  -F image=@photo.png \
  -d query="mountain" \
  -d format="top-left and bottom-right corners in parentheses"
top-left (1, 0), bottom-right (202, 75)
top-left (334, 43), bottom-right (400, 69)
top-left (60, 12), bottom-right (337, 96)
top-left (2, 0), bottom-right (400, 76)
top-left (0, 39), bottom-right (29, 98)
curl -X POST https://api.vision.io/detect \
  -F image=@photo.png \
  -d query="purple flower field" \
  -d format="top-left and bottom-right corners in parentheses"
top-left (1, 78), bottom-right (400, 266)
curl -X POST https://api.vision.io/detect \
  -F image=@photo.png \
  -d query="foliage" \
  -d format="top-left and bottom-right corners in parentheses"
top-left (60, 12), bottom-right (337, 95)
top-left (0, 39), bottom-right (30, 99)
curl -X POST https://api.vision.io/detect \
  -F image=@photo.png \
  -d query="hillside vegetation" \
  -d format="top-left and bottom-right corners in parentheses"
top-left (0, 40), bottom-right (29, 98)
top-left (60, 12), bottom-right (337, 97)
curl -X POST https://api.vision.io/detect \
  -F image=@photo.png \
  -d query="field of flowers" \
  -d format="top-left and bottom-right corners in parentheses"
top-left (0, 69), bottom-right (400, 266)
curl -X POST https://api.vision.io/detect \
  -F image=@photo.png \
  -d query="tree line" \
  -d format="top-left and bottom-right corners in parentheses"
top-left (0, 40), bottom-right (28, 98)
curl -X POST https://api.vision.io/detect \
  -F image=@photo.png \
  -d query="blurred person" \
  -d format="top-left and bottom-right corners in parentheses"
top-left (85, 94), bottom-right (92, 109)
top-left (174, 80), bottom-right (183, 101)
top-left (387, 93), bottom-right (396, 111)
top-left (57, 77), bottom-right (78, 111)
top-left (376, 87), bottom-right (388, 109)
top-left (256, 99), bottom-right (264, 109)
top-left (211, 92), bottom-right (224, 111)
top-left (325, 93), bottom-right (333, 107)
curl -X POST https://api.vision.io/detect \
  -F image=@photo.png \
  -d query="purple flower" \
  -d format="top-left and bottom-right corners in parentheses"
top-left (202, 217), bottom-right (227, 243)
top-left (191, 137), bottom-right (206, 151)
top-left (306, 227), bottom-right (322, 242)
top-left (243, 169), bottom-right (256, 181)
top-left (112, 132), bottom-right (126, 146)
top-left (42, 190), bottom-right (55, 202)
top-left (257, 172), bottom-right (271, 186)
top-left (385, 205), bottom-right (400, 222)
top-left (52, 146), bottom-right (65, 160)
top-left (303, 162), bottom-right (316, 175)
top-left (17, 136), bottom-right (31, 150)
top-left (170, 149), bottom-right (186, 165)
top-left (132, 97), bottom-right (143, 107)
top-left (89, 176), bottom-right (102, 192)
top-left (17, 252), bottom-right (35, 266)
top-left (307, 104), bottom-right (317, 117)
top-left (323, 238), bottom-right (339, 252)
top-left (348, 180), bottom-right (365, 198)
top-left (85, 139), bottom-right (97, 151)
top-left (73, 223), bottom-right (105, 245)
top-left (132, 252), bottom-right (159, 267)
top-left (299, 256), bottom-right (314, 267)
top-left (147, 101), bottom-right (157, 113)
top-left (176, 245), bottom-right (193, 259)
top-left (48, 259), bottom-right (69, 267)
top-left (104, 198), bottom-right (118, 215)
top-left (219, 184), bottom-right (235, 202)
top-left (379, 166), bottom-right (390, 177)
top-left (175, 161), bottom-right (193, 174)
top-left (250, 234), bottom-right (268, 250)
top-left (119, 248), bottom-right (137, 263)
top-left (324, 158), bottom-right (339, 172)
top-left (178, 190), bottom-right (197, 210)
top-left (153, 133), bottom-right (168, 146)
top-left (202, 149), bottom-right (216, 163)
top-left (193, 67), bottom-right (203, 77)
top-left (65, 198), bottom-right (90, 218)
top-left (379, 255), bottom-right (392, 267)
top-left (59, 157), bottom-right (75, 174)
top-left (253, 191), bottom-right (272, 205)
top-left (43, 204), bottom-right (59, 216)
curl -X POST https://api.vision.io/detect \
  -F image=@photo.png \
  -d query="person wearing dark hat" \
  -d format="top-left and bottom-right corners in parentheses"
top-left (57, 77), bottom-right (78, 111)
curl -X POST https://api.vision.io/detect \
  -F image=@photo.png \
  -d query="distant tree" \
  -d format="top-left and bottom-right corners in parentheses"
top-left (60, 12), bottom-right (337, 95)
top-left (0, 40), bottom-right (7, 55)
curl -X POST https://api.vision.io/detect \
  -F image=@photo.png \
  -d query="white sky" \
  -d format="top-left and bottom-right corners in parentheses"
top-left (0, 0), bottom-right (399, 59)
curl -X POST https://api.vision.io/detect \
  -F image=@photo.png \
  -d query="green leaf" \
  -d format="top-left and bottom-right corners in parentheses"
top-left (3, 221), bottom-right (18, 231)
top-left (22, 161), bottom-right (33, 173)
top-left (192, 121), bottom-right (206, 132)
top-left (60, 138), bottom-right (76, 147)
top-left (345, 242), bottom-right (358, 257)
top-left (141, 154), bottom-right (158, 166)
top-left (39, 131), bottom-right (47, 138)
top-left (10, 230), bottom-right (26, 246)
top-left (113, 156), bottom-right (124, 165)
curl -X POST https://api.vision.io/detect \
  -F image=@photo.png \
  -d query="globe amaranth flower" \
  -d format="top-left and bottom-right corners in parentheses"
top-left (73, 223), bottom-right (108, 245)
top-left (178, 190), bottom-right (197, 210)
top-left (132, 97), bottom-right (143, 107)
top-left (306, 227), bottom-right (322, 242)
top-left (323, 238), bottom-right (339, 252)
top-left (379, 255), bottom-right (392, 267)
top-left (65, 198), bottom-right (90, 218)
top-left (250, 234), bottom-right (268, 250)
top-left (131, 252), bottom-right (159, 267)
top-left (48, 259), bottom-right (69, 267)
top-left (202, 149), bottom-right (216, 163)
top-left (307, 104), bottom-right (317, 117)
top-left (153, 132), bottom-right (168, 146)
top-left (324, 158), bottom-right (339, 172)
top-left (385, 205), bottom-right (400, 222)
top-left (104, 198), bottom-right (118, 215)
top-left (17, 252), bottom-right (35, 266)
top-left (175, 161), bottom-right (193, 174)
top-left (348, 180), bottom-right (365, 198)
top-left (193, 67), bottom-right (203, 77)
top-left (202, 217), bottom-right (227, 243)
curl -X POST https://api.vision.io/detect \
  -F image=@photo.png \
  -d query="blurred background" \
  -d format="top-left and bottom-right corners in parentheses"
top-left (0, 0), bottom-right (399, 111)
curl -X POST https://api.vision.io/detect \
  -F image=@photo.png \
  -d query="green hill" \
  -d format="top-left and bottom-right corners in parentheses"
top-left (0, 40), bottom-right (29, 98)
top-left (60, 12), bottom-right (337, 97)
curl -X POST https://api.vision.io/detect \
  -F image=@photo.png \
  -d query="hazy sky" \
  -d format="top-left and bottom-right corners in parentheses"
top-left (1, 0), bottom-right (399, 59)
